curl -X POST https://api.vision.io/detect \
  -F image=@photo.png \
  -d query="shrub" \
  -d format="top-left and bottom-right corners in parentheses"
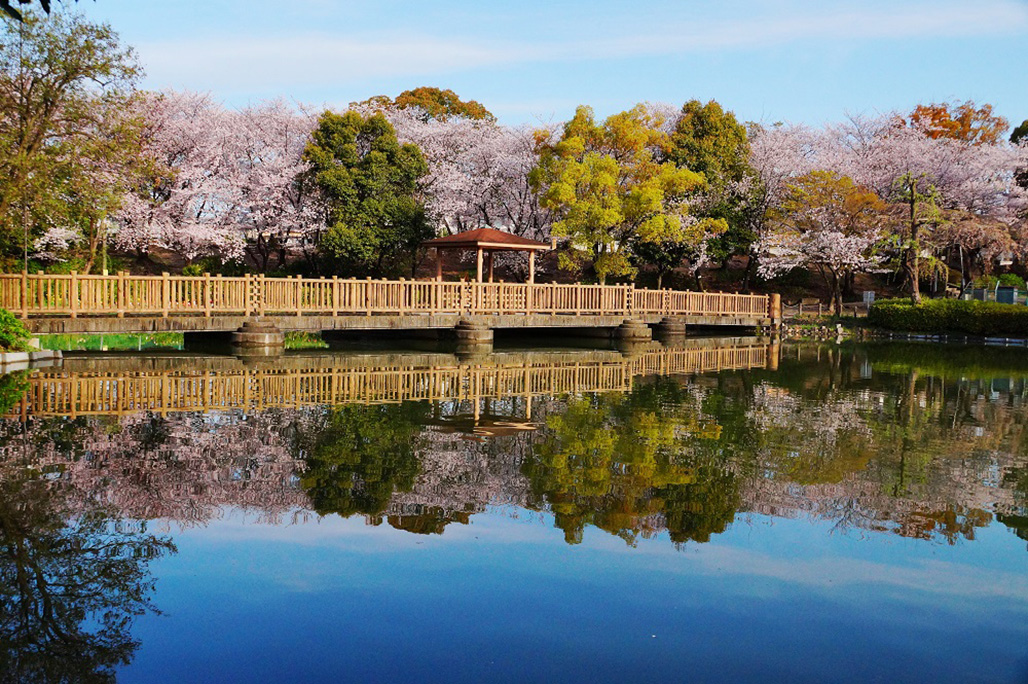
top-left (0, 309), bottom-right (31, 352)
top-left (869, 298), bottom-right (1028, 336)
top-left (999, 273), bottom-right (1026, 289)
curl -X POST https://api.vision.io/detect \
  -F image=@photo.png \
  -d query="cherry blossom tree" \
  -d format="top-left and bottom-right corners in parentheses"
top-left (361, 105), bottom-right (553, 240)
top-left (115, 91), bottom-right (320, 270)
top-left (232, 99), bottom-right (318, 271)
top-left (115, 91), bottom-right (246, 264)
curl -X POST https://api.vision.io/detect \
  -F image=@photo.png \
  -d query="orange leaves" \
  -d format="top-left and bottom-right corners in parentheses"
top-left (908, 101), bottom-right (1009, 146)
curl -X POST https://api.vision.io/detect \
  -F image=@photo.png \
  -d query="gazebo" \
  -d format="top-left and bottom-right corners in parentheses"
top-left (422, 227), bottom-right (551, 283)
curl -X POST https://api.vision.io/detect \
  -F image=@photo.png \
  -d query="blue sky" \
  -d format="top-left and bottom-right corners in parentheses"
top-left (75, 0), bottom-right (1028, 128)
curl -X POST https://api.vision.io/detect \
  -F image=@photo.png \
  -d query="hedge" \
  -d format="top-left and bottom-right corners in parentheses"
top-left (868, 298), bottom-right (1028, 336)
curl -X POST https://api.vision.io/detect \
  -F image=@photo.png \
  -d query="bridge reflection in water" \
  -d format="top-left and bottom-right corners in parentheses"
top-left (9, 337), bottom-right (777, 429)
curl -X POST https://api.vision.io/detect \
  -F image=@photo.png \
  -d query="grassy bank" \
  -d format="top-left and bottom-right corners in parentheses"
top-left (869, 298), bottom-right (1028, 337)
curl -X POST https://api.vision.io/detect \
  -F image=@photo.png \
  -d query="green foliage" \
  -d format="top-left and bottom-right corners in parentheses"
top-left (0, 369), bottom-right (28, 413)
top-left (1008, 118), bottom-right (1027, 145)
top-left (973, 273), bottom-right (1027, 289)
top-left (522, 377), bottom-right (731, 546)
top-left (667, 100), bottom-right (758, 264)
top-left (668, 99), bottom-right (751, 190)
top-left (284, 331), bottom-right (328, 350)
top-left (0, 308), bottom-right (30, 351)
top-left (861, 341), bottom-right (1028, 380)
top-left (297, 403), bottom-right (430, 519)
top-left (304, 110), bottom-right (432, 277)
top-left (38, 332), bottom-right (182, 351)
top-left (530, 104), bottom-right (708, 283)
top-left (869, 298), bottom-right (1028, 336)
top-left (0, 11), bottom-right (141, 266)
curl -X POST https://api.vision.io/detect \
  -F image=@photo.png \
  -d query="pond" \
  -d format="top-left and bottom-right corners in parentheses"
top-left (0, 338), bottom-right (1026, 683)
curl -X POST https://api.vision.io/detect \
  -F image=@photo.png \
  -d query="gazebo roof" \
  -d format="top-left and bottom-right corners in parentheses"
top-left (423, 227), bottom-right (551, 251)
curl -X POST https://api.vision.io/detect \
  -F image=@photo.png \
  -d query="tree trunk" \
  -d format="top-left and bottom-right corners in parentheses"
top-left (907, 184), bottom-right (922, 304)
top-left (656, 271), bottom-right (664, 290)
top-left (741, 255), bottom-right (756, 292)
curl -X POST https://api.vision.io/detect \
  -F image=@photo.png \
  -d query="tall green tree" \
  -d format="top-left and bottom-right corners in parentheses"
top-left (530, 105), bottom-right (708, 284)
top-left (304, 110), bottom-right (432, 277)
top-left (891, 173), bottom-right (947, 304)
top-left (667, 99), bottom-right (758, 278)
top-left (296, 403), bottom-right (429, 521)
top-left (0, 470), bottom-right (175, 681)
top-left (1011, 119), bottom-right (1028, 145)
top-left (0, 10), bottom-right (140, 268)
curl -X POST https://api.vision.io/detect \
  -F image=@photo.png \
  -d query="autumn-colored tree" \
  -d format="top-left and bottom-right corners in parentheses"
top-left (530, 105), bottom-right (710, 283)
top-left (757, 170), bottom-right (885, 313)
top-left (909, 100), bottom-right (1009, 146)
top-left (355, 86), bottom-right (494, 122)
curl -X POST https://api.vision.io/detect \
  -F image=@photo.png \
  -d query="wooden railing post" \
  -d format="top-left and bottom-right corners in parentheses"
top-left (117, 271), bottom-right (126, 318)
top-left (70, 271), bottom-right (78, 318)
top-left (203, 273), bottom-right (211, 317)
top-left (243, 274), bottom-right (251, 317)
top-left (332, 276), bottom-right (339, 317)
top-left (296, 275), bottom-right (303, 316)
top-left (162, 272), bottom-right (170, 317)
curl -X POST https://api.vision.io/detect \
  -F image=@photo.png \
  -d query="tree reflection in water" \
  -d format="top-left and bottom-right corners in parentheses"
top-left (0, 468), bottom-right (175, 683)
top-left (2, 341), bottom-right (1028, 558)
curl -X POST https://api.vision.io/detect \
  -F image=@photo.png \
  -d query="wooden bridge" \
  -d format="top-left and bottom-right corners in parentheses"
top-left (0, 272), bottom-right (780, 336)
top-left (6, 340), bottom-right (775, 420)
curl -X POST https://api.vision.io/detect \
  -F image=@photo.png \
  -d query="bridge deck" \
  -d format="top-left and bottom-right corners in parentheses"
top-left (0, 273), bottom-right (779, 335)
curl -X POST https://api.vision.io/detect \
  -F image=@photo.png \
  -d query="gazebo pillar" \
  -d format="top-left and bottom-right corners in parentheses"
top-left (435, 249), bottom-right (442, 282)
top-left (476, 248), bottom-right (484, 283)
top-left (488, 252), bottom-right (494, 283)
top-left (528, 252), bottom-right (536, 284)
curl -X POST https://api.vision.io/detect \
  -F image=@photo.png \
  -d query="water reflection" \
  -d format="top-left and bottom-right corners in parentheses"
top-left (0, 339), bottom-right (1024, 554)
top-left (0, 466), bottom-right (174, 683)
top-left (5, 338), bottom-right (1028, 680)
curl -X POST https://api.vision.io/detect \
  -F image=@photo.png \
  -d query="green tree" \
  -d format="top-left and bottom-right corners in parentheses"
top-left (891, 173), bottom-right (947, 304)
top-left (667, 99), bottom-right (758, 277)
top-left (530, 105), bottom-right (708, 284)
top-left (1012, 119), bottom-right (1028, 145)
top-left (304, 110), bottom-right (432, 277)
top-left (0, 11), bottom-right (140, 268)
top-left (297, 403), bottom-right (430, 520)
top-left (0, 470), bottom-right (175, 682)
top-left (523, 378), bottom-right (727, 545)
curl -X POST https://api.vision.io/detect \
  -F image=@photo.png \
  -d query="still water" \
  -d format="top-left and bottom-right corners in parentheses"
top-left (1, 338), bottom-right (1027, 684)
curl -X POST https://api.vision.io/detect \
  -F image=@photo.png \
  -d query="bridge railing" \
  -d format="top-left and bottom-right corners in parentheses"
top-left (0, 272), bottom-right (772, 320)
top-left (7, 345), bottom-right (772, 419)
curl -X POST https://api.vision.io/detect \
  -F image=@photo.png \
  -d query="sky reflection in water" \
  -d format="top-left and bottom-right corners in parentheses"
top-left (1, 339), bottom-right (1027, 684)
